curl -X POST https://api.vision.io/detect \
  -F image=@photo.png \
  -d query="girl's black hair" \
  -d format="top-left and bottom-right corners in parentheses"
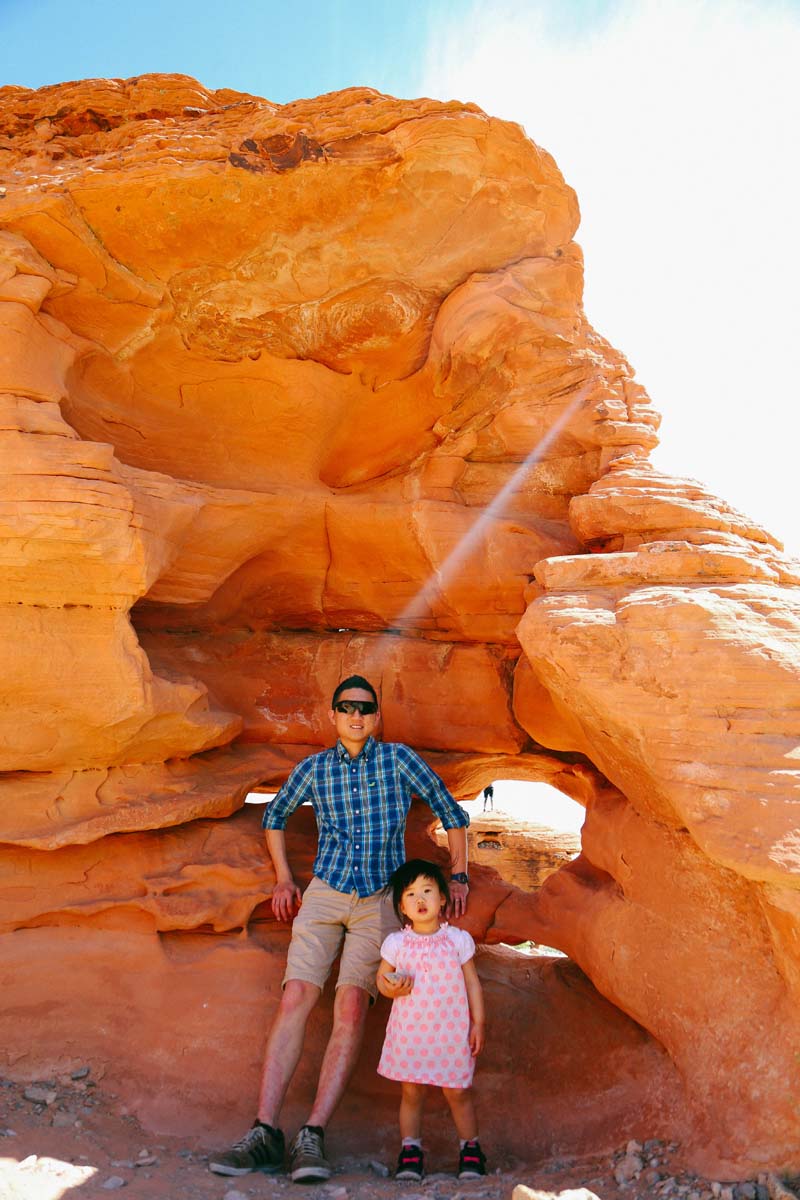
top-left (386, 858), bottom-right (450, 924)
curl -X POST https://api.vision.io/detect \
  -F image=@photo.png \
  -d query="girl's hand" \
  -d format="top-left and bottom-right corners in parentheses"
top-left (462, 958), bottom-right (485, 1053)
top-left (378, 971), bottom-right (414, 998)
top-left (469, 1019), bottom-right (485, 1056)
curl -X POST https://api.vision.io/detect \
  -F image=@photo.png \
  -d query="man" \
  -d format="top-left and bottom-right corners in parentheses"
top-left (209, 674), bottom-right (470, 1182)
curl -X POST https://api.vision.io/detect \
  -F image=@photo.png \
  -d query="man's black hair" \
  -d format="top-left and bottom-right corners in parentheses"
top-left (386, 858), bottom-right (450, 924)
top-left (331, 675), bottom-right (378, 707)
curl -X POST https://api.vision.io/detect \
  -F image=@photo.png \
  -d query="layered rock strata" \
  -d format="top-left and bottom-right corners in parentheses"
top-left (518, 461), bottom-right (800, 1174)
top-left (1, 75), bottom-right (798, 1174)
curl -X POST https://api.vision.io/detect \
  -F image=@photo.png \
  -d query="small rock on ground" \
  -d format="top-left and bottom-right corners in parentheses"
top-left (51, 1110), bottom-right (78, 1128)
top-left (23, 1085), bottom-right (57, 1105)
top-left (513, 1188), bottom-right (602, 1200)
top-left (614, 1154), bottom-right (644, 1185)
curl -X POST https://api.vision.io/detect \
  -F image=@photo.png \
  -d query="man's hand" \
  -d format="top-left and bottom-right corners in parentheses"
top-left (469, 1019), bottom-right (485, 1056)
top-left (271, 879), bottom-right (302, 923)
top-left (448, 880), bottom-right (469, 919)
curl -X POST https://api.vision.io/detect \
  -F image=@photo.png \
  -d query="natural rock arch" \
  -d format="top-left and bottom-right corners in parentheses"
top-left (1, 74), bottom-right (799, 1176)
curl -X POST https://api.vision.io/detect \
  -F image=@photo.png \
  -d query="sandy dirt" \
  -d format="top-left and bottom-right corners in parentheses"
top-left (0, 1072), bottom-right (772, 1200)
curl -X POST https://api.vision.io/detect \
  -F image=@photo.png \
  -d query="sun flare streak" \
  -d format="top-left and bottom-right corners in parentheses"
top-left (383, 383), bottom-right (590, 641)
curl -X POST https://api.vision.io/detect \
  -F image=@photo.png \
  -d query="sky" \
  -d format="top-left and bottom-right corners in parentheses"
top-left (3, 0), bottom-right (798, 551)
top-left (247, 780), bottom-right (587, 833)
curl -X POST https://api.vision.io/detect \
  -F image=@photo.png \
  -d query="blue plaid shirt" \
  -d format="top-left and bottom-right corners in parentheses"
top-left (262, 738), bottom-right (469, 897)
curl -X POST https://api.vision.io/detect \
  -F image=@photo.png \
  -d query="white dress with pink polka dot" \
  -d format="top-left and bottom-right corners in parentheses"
top-left (377, 923), bottom-right (476, 1088)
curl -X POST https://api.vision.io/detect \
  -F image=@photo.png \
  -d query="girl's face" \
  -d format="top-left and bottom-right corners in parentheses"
top-left (399, 875), bottom-right (446, 926)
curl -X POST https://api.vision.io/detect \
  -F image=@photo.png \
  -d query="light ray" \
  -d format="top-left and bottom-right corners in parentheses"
top-left (380, 382), bottom-right (591, 643)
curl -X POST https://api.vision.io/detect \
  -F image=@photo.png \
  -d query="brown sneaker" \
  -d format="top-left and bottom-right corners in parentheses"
top-left (289, 1125), bottom-right (331, 1183)
top-left (208, 1122), bottom-right (285, 1175)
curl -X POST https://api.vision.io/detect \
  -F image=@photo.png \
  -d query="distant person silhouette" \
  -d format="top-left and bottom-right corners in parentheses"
top-left (482, 784), bottom-right (494, 812)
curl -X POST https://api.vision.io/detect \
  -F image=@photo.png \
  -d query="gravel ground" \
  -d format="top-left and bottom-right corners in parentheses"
top-left (0, 1074), bottom-right (793, 1200)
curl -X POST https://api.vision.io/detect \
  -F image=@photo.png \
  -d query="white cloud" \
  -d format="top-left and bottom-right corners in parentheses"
top-left (419, 0), bottom-right (800, 552)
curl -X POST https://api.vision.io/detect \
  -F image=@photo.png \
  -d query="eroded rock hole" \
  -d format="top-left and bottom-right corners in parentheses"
top-left (433, 777), bottom-right (583, 957)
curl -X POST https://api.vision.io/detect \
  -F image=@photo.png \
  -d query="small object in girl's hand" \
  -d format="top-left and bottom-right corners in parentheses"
top-left (384, 971), bottom-right (411, 984)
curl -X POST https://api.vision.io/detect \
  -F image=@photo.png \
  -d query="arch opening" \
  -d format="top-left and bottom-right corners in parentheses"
top-left (432, 778), bottom-right (585, 958)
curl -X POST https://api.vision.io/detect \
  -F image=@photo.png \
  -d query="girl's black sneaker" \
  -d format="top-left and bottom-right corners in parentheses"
top-left (458, 1139), bottom-right (487, 1180)
top-left (395, 1143), bottom-right (424, 1181)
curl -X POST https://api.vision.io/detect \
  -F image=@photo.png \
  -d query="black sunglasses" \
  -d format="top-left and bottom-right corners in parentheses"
top-left (333, 700), bottom-right (378, 715)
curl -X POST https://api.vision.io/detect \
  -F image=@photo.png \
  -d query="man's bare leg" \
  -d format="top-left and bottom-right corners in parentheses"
top-left (208, 980), bottom-right (319, 1177)
top-left (305, 984), bottom-right (370, 1128)
top-left (256, 979), bottom-right (321, 1127)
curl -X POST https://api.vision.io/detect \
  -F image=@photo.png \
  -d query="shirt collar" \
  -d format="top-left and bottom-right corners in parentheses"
top-left (335, 736), bottom-right (375, 763)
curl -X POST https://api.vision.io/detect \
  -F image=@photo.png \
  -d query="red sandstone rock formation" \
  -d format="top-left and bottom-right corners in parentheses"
top-left (1, 74), bottom-right (798, 1175)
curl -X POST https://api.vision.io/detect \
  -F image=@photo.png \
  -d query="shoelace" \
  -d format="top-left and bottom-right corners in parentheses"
top-left (236, 1124), bottom-right (278, 1154)
top-left (295, 1128), bottom-right (323, 1155)
top-left (232, 1127), bottom-right (263, 1151)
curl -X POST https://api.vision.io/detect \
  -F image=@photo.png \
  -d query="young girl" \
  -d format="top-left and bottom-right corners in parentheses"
top-left (376, 859), bottom-right (487, 1181)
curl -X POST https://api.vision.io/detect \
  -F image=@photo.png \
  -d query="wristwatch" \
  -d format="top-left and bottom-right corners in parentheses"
top-left (450, 872), bottom-right (469, 885)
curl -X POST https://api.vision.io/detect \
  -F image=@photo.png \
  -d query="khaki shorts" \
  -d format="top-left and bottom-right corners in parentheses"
top-left (284, 876), bottom-right (399, 1001)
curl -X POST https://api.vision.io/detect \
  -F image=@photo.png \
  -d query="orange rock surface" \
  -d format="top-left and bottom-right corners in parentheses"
top-left (517, 461), bottom-right (800, 1174)
top-left (1, 74), bottom-right (799, 1176)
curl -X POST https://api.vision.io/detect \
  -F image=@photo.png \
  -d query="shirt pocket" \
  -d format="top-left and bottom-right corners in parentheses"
top-left (367, 763), bottom-right (406, 828)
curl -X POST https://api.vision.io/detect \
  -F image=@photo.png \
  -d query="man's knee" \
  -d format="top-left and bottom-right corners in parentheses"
top-left (332, 984), bottom-right (370, 1029)
top-left (280, 978), bottom-right (321, 1017)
